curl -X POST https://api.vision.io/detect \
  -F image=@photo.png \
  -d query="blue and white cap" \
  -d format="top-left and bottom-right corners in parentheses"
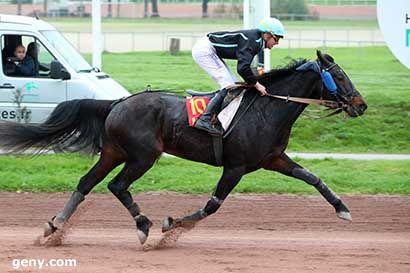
top-left (257, 17), bottom-right (285, 38)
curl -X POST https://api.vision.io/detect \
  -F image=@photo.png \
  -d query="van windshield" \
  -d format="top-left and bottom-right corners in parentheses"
top-left (40, 30), bottom-right (93, 73)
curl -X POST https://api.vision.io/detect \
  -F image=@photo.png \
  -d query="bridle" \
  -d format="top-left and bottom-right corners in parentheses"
top-left (264, 60), bottom-right (353, 117)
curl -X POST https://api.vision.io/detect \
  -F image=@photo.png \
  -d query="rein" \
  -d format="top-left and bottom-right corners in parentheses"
top-left (265, 92), bottom-right (347, 118)
top-left (234, 70), bottom-right (347, 118)
top-left (265, 93), bottom-right (340, 109)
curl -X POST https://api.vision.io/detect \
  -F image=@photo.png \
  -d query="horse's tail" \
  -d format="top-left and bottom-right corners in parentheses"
top-left (0, 99), bottom-right (114, 155)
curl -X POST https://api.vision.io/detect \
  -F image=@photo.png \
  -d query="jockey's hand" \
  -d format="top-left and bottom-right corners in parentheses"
top-left (255, 82), bottom-right (268, 96)
top-left (257, 67), bottom-right (265, 76)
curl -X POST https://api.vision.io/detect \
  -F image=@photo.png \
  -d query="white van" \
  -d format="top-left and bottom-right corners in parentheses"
top-left (0, 14), bottom-right (130, 123)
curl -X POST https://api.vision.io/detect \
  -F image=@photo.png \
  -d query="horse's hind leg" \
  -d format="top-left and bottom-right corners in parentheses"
top-left (264, 153), bottom-right (352, 221)
top-left (163, 167), bottom-right (244, 232)
top-left (107, 157), bottom-right (158, 245)
top-left (45, 148), bottom-right (124, 236)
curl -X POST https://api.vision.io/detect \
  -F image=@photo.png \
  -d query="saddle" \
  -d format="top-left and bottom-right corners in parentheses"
top-left (186, 83), bottom-right (248, 112)
top-left (185, 83), bottom-right (253, 166)
top-left (186, 89), bottom-right (218, 97)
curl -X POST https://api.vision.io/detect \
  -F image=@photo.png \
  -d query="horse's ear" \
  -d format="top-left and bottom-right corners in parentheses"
top-left (316, 50), bottom-right (331, 66)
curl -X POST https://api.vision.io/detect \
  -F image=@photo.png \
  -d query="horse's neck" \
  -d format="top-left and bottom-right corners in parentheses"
top-left (262, 72), bottom-right (319, 129)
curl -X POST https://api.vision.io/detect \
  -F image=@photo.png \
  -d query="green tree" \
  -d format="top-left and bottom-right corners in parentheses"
top-left (271, 0), bottom-right (308, 15)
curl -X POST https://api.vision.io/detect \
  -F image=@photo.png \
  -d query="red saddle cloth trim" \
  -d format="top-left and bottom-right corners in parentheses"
top-left (186, 96), bottom-right (210, 126)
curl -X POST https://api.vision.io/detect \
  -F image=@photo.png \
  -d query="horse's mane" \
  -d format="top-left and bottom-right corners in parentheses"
top-left (258, 58), bottom-right (308, 84)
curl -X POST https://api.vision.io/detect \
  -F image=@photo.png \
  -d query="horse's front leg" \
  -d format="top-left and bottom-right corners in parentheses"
top-left (163, 167), bottom-right (244, 232)
top-left (264, 153), bottom-right (352, 221)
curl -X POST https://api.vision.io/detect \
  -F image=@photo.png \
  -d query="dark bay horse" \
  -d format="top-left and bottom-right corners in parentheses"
top-left (0, 51), bottom-right (367, 244)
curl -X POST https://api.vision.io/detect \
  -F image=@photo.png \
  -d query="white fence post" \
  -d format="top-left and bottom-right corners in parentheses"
top-left (92, 0), bottom-right (102, 69)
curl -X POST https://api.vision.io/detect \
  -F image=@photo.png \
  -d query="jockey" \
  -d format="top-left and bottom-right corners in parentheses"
top-left (192, 17), bottom-right (285, 136)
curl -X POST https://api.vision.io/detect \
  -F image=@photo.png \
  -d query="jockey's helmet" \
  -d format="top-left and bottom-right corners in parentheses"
top-left (257, 17), bottom-right (285, 38)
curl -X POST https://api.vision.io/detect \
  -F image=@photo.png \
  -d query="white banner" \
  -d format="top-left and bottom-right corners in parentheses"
top-left (377, 0), bottom-right (410, 69)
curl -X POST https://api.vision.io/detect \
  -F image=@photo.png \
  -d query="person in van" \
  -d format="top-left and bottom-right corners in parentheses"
top-left (26, 42), bottom-right (40, 76)
top-left (13, 44), bottom-right (36, 77)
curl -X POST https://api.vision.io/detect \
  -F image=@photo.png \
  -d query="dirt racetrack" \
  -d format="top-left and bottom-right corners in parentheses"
top-left (0, 192), bottom-right (409, 273)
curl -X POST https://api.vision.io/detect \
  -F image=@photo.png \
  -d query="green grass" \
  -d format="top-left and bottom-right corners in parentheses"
top-left (92, 46), bottom-right (410, 153)
top-left (44, 17), bottom-right (379, 33)
top-left (0, 154), bottom-right (408, 194)
top-left (2, 45), bottom-right (408, 195)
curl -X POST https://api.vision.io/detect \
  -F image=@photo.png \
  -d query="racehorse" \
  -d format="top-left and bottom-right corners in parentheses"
top-left (0, 51), bottom-right (367, 244)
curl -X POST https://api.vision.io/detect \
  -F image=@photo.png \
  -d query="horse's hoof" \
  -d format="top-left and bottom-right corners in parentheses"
top-left (337, 211), bottom-right (352, 222)
top-left (162, 217), bottom-right (174, 233)
top-left (135, 215), bottom-right (153, 245)
top-left (43, 215), bottom-right (66, 237)
top-left (43, 221), bottom-right (57, 237)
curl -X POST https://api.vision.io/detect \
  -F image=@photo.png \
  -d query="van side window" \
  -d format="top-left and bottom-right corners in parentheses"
top-left (1, 35), bottom-right (56, 78)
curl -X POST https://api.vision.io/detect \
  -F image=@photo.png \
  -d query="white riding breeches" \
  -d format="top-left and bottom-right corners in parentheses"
top-left (192, 37), bottom-right (238, 89)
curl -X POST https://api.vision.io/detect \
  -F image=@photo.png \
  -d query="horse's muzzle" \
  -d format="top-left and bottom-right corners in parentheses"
top-left (346, 96), bottom-right (368, 117)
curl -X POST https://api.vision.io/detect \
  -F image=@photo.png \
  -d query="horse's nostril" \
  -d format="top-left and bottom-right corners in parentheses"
top-left (360, 103), bottom-right (368, 112)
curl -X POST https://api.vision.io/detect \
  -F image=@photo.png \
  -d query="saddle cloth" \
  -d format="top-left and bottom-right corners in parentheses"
top-left (186, 91), bottom-right (245, 131)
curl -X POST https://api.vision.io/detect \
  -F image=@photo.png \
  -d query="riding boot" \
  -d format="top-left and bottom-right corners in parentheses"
top-left (194, 88), bottom-right (228, 136)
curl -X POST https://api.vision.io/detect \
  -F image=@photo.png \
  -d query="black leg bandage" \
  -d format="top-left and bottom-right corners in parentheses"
top-left (180, 196), bottom-right (224, 224)
top-left (292, 168), bottom-right (320, 185)
top-left (315, 180), bottom-right (340, 205)
top-left (292, 168), bottom-right (340, 206)
top-left (203, 196), bottom-right (224, 216)
top-left (56, 191), bottom-right (85, 222)
top-left (127, 202), bottom-right (141, 218)
top-left (182, 209), bottom-right (207, 222)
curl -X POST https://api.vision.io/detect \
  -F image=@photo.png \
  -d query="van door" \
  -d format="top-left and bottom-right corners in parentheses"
top-left (0, 34), bottom-right (67, 123)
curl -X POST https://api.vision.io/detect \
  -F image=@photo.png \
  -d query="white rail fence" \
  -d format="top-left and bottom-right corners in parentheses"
top-left (305, 0), bottom-right (376, 5)
top-left (63, 29), bottom-right (384, 53)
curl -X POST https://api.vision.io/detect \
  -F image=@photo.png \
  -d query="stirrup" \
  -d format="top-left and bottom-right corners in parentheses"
top-left (194, 119), bottom-right (223, 136)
